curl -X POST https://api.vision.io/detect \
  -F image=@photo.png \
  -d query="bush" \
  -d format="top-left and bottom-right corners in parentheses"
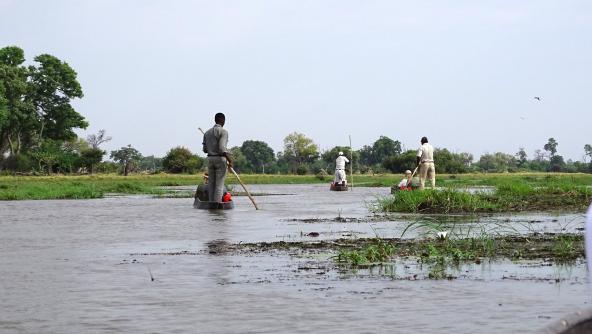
top-left (163, 146), bottom-right (203, 174)
top-left (316, 169), bottom-right (328, 180)
top-left (296, 165), bottom-right (309, 175)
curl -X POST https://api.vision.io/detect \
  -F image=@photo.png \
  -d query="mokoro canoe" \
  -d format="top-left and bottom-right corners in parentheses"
top-left (193, 198), bottom-right (235, 210)
top-left (193, 184), bottom-right (234, 210)
top-left (330, 182), bottom-right (348, 191)
top-left (542, 308), bottom-right (592, 334)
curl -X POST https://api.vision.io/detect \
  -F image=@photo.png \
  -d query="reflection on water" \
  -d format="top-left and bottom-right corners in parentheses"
top-left (0, 184), bottom-right (587, 333)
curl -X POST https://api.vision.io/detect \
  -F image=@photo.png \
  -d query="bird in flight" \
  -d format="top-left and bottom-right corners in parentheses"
top-left (534, 96), bottom-right (541, 101)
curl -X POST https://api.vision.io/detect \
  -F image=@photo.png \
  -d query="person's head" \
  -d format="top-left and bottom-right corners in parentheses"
top-left (405, 170), bottom-right (412, 176)
top-left (338, 151), bottom-right (344, 156)
top-left (421, 136), bottom-right (428, 144)
top-left (215, 113), bottom-right (226, 126)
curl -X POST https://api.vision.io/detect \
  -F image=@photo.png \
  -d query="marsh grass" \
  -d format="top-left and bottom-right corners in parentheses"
top-left (335, 239), bottom-right (396, 267)
top-left (376, 183), bottom-right (592, 213)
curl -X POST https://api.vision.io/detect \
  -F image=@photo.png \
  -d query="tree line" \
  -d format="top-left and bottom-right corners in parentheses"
top-left (1, 46), bottom-right (591, 176)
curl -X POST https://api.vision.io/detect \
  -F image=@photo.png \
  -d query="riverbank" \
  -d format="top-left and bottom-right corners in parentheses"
top-left (1, 172), bottom-right (591, 200)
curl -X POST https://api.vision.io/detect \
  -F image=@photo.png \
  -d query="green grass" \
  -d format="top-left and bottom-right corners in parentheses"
top-left (376, 183), bottom-right (592, 213)
top-left (335, 239), bottom-right (396, 267)
top-left (1, 172), bottom-right (591, 201)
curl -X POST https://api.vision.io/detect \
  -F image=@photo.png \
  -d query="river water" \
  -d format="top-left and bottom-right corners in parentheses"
top-left (0, 184), bottom-right (588, 333)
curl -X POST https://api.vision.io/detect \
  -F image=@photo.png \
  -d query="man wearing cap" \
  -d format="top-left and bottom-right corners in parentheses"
top-left (202, 113), bottom-right (233, 203)
top-left (334, 151), bottom-right (350, 186)
top-left (416, 136), bottom-right (435, 190)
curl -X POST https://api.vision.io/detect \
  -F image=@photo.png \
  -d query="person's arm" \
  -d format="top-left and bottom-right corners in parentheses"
top-left (345, 157), bottom-right (350, 163)
top-left (416, 148), bottom-right (422, 166)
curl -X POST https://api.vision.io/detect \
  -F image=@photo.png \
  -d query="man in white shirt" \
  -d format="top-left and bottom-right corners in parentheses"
top-left (334, 151), bottom-right (350, 185)
top-left (416, 137), bottom-right (435, 190)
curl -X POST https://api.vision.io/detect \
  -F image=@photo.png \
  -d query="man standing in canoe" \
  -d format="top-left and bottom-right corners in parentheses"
top-left (202, 113), bottom-right (233, 203)
top-left (334, 151), bottom-right (350, 186)
top-left (416, 136), bottom-right (435, 190)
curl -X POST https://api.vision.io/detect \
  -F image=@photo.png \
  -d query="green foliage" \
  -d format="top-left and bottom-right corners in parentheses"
top-left (434, 148), bottom-right (472, 173)
top-left (110, 145), bottom-right (142, 176)
top-left (240, 140), bottom-right (275, 173)
top-left (281, 132), bottom-right (319, 172)
top-left (552, 235), bottom-right (577, 260)
top-left (477, 152), bottom-right (517, 172)
top-left (336, 239), bottom-right (395, 267)
top-left (162, 146), bottom-right (202, 174)
top-left (544, 138), bottom-right (558, 157)
top-left (382, 150), bottom-right (417, 173)
top-left (79, 148), bottom-right (105, 174)
top-left (375, 181), bottom-right (592, 213)
top-left (229, 146), bottom-right (252, 173)
top-left (0, 46), bottom-right (87, 164)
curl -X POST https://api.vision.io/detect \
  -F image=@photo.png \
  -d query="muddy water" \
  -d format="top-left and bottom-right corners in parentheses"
top-left (0, 184), bottom-right (588, 333)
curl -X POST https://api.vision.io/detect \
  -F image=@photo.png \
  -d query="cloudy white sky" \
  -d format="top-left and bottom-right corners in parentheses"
top-left (1, 0), bottom-right (591, 161)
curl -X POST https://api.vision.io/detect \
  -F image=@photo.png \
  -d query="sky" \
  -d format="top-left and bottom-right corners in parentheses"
top-left (1, 0), bottom-right (591, 161)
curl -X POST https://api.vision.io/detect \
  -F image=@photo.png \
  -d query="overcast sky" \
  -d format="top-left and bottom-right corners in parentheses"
top-left (1, 0), bottom-right (591, 161)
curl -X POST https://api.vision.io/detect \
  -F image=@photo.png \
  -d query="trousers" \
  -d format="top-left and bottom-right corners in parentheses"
top-left (419, 162), bottom-right (436, 189)
top-left (208, 156), bottom-right (228, 202)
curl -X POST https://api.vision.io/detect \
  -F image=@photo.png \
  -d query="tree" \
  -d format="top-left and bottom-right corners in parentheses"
top-left (477, 152), bottom-right (517, 172)
top-left (80, 148), bottom-right (105, 174)
top-left (584, 144), bottom-right (592, 163)
top-left (372, 136), bottom-right (401, 164)
top-left (30, 139), bottom-right (62, 174)
top-left (240, 140), bottom-right (275, 174)
top-left (549, 155), bottom-right (565, 172)
top-left (516, 148), bottom-right (528, 167)
top-left (382, 150), bottom-right (417, 173)
top-left (434, 149), bottom-right (471, 173)
top-left (0, 46), bottom-right (87, 161)
top-left (86, 129), bottom-right (112, 149)
top-left (281, 132), bottom-right (319, 173)
top-left (139, 155), bottom-right (163, 173)
top-left (229, 146), bottom-right (251, 173)
top-left (162, 146), bottom-right (202, 174)
top-left (110, 145), bottom-right (142, 176)
top-left (543, 138), bottom-right (558, 157)
top-left (321, 146), bottom-right (360, 171)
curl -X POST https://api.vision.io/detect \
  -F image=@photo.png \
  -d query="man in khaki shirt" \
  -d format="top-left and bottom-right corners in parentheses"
top-left (416, 136), bottom-right (435, 190)
top-left (202, 113), bottom-right (233, 202)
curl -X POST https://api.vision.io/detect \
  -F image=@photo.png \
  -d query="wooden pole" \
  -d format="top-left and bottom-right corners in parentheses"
top-left (199, 127), bottom-right (259, 210)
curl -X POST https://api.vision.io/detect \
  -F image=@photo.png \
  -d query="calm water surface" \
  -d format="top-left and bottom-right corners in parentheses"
top-left (0, 184), bottom-right (588, 333)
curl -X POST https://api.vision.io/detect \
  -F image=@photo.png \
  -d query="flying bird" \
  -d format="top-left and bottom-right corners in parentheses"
top-left (534, 96), bottom-right (541, 101)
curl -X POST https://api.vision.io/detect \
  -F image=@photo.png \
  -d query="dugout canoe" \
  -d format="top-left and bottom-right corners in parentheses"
top-left (193, 198), bottom-right (235, 210)
top-left (542, 308), bottom-right (592, 334)
top-left (193, 184), bottom-right (234, 210)
top-left (330, 182), bottom-right (349, 191)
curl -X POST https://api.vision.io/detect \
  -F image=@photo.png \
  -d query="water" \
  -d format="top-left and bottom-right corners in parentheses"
top-left (0, 184), bottom-right (588, 333)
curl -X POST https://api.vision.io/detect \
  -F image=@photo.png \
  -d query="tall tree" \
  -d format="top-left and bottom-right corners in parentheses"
top-left (371, 136), bottom-right (401, 164)
top-left (516, 148), bottom-right (528, 167)
top-left (110, 145), bottom-right (142, 176)
top-left (584, 144), bottom-right (592, 163)
top-left (0, 46), bottom-right (87, 158)
top-left (86, 129), bottom-right (112, 149)
top-left (240, 140), bottom-right (275, 174)
top-left (543, 138), bottom-right (558, 157)
top-left (281, 132), bottom-right (319, 172)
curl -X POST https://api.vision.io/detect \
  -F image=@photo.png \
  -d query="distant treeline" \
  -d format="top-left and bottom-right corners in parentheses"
top-left (1, 46), bottom-right (591, 176)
